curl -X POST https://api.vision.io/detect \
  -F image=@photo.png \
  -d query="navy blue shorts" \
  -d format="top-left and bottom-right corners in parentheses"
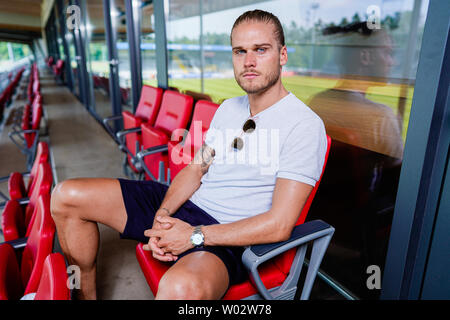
top-left (117, 178), bottom-right (247, 286)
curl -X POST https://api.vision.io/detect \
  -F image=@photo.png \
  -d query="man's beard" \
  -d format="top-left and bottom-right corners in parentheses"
top-left (236, 67), bottom-right (281, 94)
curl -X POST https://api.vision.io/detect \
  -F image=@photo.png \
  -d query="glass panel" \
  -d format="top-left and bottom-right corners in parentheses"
top-left (63, 0), bottom-right (80, 98)
top-left (66, 30), bottom-right (80, 98)
top-left (85, 0), bottom-right (112, 119)
top-left (112, 0), bottom-right (132, 112)
top-left (140, 1), bottom-right (157, 87)
top-left (54, 4), bottom-right (65, 61)
top-left (166, 0), bottom-right (429, 299)
top-left (167, 0), bottom-right (201, 94)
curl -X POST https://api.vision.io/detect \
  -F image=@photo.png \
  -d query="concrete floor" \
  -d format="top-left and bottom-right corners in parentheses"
top-left (0, 69), bottom-right (154, 300)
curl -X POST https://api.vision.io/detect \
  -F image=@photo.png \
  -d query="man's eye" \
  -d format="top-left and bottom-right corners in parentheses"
top-left (256, 48), bottom-right (266, 53)
top-left (235, 50), bottom-right (245, 55)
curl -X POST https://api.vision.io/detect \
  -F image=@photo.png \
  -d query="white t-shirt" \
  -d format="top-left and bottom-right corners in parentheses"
top-left (189, 93), bottom-right (327, 224)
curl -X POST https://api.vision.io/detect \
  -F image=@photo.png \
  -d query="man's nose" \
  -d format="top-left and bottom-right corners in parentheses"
top-left (244, 51), bottom-right (256, 68)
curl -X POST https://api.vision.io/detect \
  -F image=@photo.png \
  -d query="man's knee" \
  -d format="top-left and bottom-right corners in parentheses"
top-left (50, 179), bottom-right (84, 219)
top-left (156, 271), bottom-right (212, 300)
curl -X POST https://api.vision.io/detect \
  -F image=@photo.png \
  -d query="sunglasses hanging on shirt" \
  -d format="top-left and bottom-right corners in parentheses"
top-left (231, 118), bottom-right (256, 151)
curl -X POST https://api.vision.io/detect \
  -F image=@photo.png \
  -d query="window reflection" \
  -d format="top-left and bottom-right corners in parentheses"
top-left (307, 22), bottom-right (406, 300)
top-left (308, 24), bottom-right (403, 159)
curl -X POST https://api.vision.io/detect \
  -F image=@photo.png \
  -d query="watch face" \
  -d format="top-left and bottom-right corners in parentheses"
top-left (192, 233), bottom-right (203, 245)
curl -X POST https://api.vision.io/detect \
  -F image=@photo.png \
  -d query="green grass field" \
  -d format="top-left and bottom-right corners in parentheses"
top-left (143, 75), bottom-right (413, 142)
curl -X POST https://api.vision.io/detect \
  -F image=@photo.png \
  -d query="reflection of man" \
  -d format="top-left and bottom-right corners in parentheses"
top-left (308, 23), bottom-right (403, 160)
top-left (307, 23), bottom-right (403, 276)
top-left (50, 10), bottom-right (327, 300)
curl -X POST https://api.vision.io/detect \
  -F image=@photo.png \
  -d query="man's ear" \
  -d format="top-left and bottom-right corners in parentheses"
top-left (280, 45), bottom-right (288, 66)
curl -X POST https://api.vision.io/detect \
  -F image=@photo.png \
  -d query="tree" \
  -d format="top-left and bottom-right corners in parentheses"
top-left (352, 13), bottom-right (361, 23)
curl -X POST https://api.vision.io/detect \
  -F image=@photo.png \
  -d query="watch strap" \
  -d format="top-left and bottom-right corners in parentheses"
top-left (191, 225), bottom-right (204, 247)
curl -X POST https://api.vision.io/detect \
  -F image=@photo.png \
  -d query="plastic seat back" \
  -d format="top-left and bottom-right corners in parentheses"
top-left (121, 87), bottom-right (164, 172)
top-left (0, 243), bottom-right (23, 300)
top-left (153, 90), bottom-right (194, 136)
top-left (55, 60), bottom-right (64, 74)
top-left (141, 90), bottom-right (193, 180)
top-left (168, 100), bottom-right (219, 178)
top-left (134, 85), bottom-right (164, 125)
top-left (32, 80), bottom-right (40, 95)
top-left (1, 200), bottom-right (25, 242)
top-left (24, 162), bottom-right (53, 232)
top-left (21, 194), bottom-right (56, 295)
top-left (34, 253), bottom-right (70, 300)
top-left (27, 142), bottom-right (50, 193)
top-left (24, 96), bottom-right (43, 148)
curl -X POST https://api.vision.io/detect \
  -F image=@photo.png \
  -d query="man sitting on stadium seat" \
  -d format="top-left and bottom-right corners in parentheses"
top-left (50, 10), bottom-right (327, 300)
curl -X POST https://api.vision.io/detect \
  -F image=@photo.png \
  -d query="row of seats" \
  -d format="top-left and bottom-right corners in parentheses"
top-left (0, 67), bottom-right (25, 122)
top-left (8, 64), bottom-right (46, 170)
top-left (103, 85), bottom-right (220, 183)
top-left (0, 142), bottom-right (69, 300)
top-left (102, 84), bottom-right (336, 300)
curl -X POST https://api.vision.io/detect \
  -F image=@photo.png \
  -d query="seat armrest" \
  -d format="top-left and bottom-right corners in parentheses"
top-left (1, 237), bottom-right (28, 250)
top-left (116, 127), bottom-right (142, 144)
top-left (17, 197), bottom-right (30, 205)
top-left (115, 127), bottom-right (143, 160)
top-left (136, 144), bottom-right (169, 182)
top-left (102, 114), bottom-right (123, 142)
top-left (8, 129), bottom-right (39, 151)
top-left (136, 144), bottom-right (169, 160)
top-left (103, 114), bottom-right (123, 123)
top-left (1, 197), bottom-right (30, 208)
top-left (242, 220), bottom-right (334, 300)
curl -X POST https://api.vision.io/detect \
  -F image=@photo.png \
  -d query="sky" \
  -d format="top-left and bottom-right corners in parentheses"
top-left (166, 0), bottom-right (429, 40)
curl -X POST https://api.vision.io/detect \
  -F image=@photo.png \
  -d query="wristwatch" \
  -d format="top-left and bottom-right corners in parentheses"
top-left (190, 225), bottom-right (205, 248)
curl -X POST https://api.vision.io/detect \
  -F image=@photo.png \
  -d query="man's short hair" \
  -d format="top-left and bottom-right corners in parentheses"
top-left (231, 9), bottom-right (285, 49)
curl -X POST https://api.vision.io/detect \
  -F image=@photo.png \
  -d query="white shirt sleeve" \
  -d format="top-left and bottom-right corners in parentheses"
top-left (276, 116), bottom-right (327, 186)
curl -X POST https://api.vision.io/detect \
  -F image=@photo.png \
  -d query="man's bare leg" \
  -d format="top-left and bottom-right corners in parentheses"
top-left (155, 251), bottom-right (230, 300)
top-left (50, 178), bottom-right (128, 300)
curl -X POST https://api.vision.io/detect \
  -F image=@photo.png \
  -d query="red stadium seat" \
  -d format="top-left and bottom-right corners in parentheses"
top-left (138, 90), bottom-right (194, 181)
top-left (0, 243), bottom-right (23, 300)
top-left (34, 253), bottom-right (70, 300)
top-left (0, 194), bottom-right (56, 300)
top-left (2, 162), bottom-right (53, 241)
top-left (116, 85), bottom-right (164, 173)
top-left (52, 59), bottom-right (64, 77)
top-left (7, 142), bottom-right (50, 201)
top-left (47, 56), bottom-right (54, 68)
top-left (1, 200), bottom-right (25, 242)
top-left (136, 136), bottom-right (332, 300)
top-left (167, 100), bottom-right (219, 179)
top-left (8, 93), bottom-right (43, 169)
